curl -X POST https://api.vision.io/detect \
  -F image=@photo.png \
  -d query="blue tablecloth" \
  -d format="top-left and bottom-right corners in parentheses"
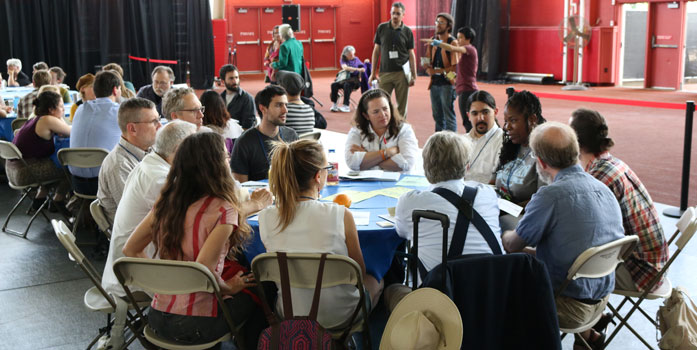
top-left (244, 176), bottom-right (429, 280)
top-left (50, 135), bottom-right (70, 167)
top-left (0, 116), bottom-right (15, 141)
top-left (1, 87), bottom-right (33, 102)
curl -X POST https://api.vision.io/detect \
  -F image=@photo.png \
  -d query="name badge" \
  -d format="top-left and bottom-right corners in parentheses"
top-left (389, 51), bottom-right (399, 59)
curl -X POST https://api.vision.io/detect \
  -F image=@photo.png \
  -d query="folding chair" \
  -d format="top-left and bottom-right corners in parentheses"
top-left (556, 235), bottom-right (640, 349)
top-left (90, 199), bottom-right (112, 239)
top-left (11, 117), bottom-right (28, 134)
top-left (298, 130), bottom-right (321, 140)
top-left (603, 207), bottom-right (697, 350)
top-left (113, 257), bottom-right (243, 350)
top-left (52, 220), bottom-right (150, 350)
top-left (0, 140), bottom-right (57, 238)
top-left (57, 147), bottom-right (109, 234)
top-left (251, 252), bottom-right (371, 349)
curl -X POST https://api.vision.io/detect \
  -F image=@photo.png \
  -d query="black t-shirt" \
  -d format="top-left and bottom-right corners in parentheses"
top-left (136, 85), bottom-right (163, 117)
top-left (374, 21), bottom-right (414, 73)
top-left (230, 126), bottom-right (298, 181)
top-left (431, 36), bottom-right (455, 86)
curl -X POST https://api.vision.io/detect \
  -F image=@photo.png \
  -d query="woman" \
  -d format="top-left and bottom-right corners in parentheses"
top-left (70, 73), bottom-right (96, 122)
top-left (263, 25), bottom-right (281, 83)
top-left (494, 90), bottom-right (546, 230)
top-left (345, 89), bottom-right (418, 172)
top-left (271, 24), bottom-right (304, 75)
top-left (123, 132), bottom-right (266, 349)
top-left (200, 90), bottom-right (243, 141)
top-left (259, 139), bottom-right (382, 329)
top-left (8, 91), bottom-right (71, 212)
top-left (330, 45), bottom-right (365, 113)
top-left (570, 108), bottom-right (668, 293)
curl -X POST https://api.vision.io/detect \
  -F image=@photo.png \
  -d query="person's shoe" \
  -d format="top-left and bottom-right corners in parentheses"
top-left (330, 103), bottom-right (339, 112)
top-left (339, 105), bottom-right (351, 113)
top-left (573, 330), bottom-right (606, 350)
top-left (592, 312), bottom-right (615, 333)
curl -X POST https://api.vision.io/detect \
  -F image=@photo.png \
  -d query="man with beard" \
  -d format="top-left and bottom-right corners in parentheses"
top-left (219, 64), bottom-right (257, 129)
top-left (136, 65), bottom-right (175, 117)
top-left (463, 90), bottom-right (504, 184)
top-left (502, 122), bottom-right (624, 349)
top-left (230, 85), bottom-right (298, 182)
top-left (423, 12), bottom-right (458, 132)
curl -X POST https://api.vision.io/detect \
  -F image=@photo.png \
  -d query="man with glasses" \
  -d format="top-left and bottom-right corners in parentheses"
top-left (161, 87), bottom-right (209, 131)
top-left (423, 13), bottom-right (457, 132)
top-left (97, 98), bottom-right (161, 221)
top-left (137, 65), bottom-right (175, 117)
top-left (463, 90), bottom-right (504, 184)
top-left (219, 64), bottom-right (256, 129)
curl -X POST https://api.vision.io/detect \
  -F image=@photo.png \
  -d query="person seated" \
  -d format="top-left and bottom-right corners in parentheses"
top-left (6, 58), bottom-right (31, 87)
top-left (17, 70), bottom-right (51, 119)
top-left (136, 65), bottom-right (174, 117)
top-left (97, 98), bottom-right (160, 222)
top-left (271, 24), bottom-right (304, 75)
top-left (70, 73), bottom-right (96, 122)
top-left (345, 89), bottom-right (418, 172)
top-left (463, 90), bottom-right (504, 184)
top-left (123, 132), bottom-right (267, 350)
top-left (162, 87), bottom-right (209, 131)
top-left (502, 122), bottom-right (624, 350)
top-left (385, 131), bottom-right (502, 310)
top-left (49, 66), bottom-right (71, 102)
top-left (330, 45), bottom-right (365, 113)
top-left (263, 25), bottom-right (281, 83)
top-left (0, 94), bottom-right (12, 118)
top-left (102, 63), bottom-right (135, 99)
top-left (70, 70), bottom-right (123, 195)
top-left (570, 109), bottom-right (669, 293)
top-left (218, 64), bottom-right (257, 130)
top-left (7, 91), bottom-right (71, 213)
top-left (32, 61), bottom-right (49, 73)
top-left (201, 90), bottom-right (242, 142)
top-left (275, 71), bottom-right (315, 135)
top-left (495, 90), bottom-right (547, 231)
top-left (259, 139), bottom-right (383, 329)
top-left (230, 85), bottom-right (298, 182)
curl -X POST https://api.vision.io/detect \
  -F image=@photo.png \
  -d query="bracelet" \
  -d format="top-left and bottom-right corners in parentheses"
top-left (380, 149), bottom-right (387, 160)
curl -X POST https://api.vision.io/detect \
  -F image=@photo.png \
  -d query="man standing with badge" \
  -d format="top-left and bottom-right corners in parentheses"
top-left (368, 2), bottom-right (417, 119)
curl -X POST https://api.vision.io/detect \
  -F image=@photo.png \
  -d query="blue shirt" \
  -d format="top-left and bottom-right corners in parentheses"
top-left (69, 97), bottom-right (121, 177)
top-left (516, 164), bottom-right (624, 300)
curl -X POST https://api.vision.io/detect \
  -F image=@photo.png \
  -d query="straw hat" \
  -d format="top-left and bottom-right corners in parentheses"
top-left (380, 288), bottom-right (463, 350)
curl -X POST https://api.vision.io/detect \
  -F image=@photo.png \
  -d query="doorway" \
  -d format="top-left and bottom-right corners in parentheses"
top-left (646, 1), bottom-right (684, 89)
top-left (620, 3), bottom-right (648, 87)
top-left (683, 2), bottom-right (697, 91)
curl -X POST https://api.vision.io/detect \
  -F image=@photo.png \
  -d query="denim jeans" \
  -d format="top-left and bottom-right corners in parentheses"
top-left (430, 84), bottom-right (457, 132)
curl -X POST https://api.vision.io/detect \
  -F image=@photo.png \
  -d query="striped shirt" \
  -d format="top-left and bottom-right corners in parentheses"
top-left (586, 153), bottom-right (669, 291)
top-left (151, 196), bottom-right (239, 317)
top-left (285, 102), bottom-right (315, 135)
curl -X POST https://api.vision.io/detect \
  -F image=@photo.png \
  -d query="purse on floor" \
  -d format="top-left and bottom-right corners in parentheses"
top-left (657, 286), bottom-right (697, 350)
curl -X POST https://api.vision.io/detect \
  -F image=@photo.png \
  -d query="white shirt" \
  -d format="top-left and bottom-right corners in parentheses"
top-left (344, 123), bottom-right (418, 172)
top-left (463, 125), bottom-right (504, 184)
top-left (101, 152), bottom-right (170, 297)
top-left (395, 179), bottom-right (503, 275)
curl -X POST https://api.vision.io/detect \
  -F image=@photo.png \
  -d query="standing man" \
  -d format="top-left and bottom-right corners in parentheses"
top-left (423, 13), bottom-right (458, 131)
top-left (368, 2), bottom-right (416, 119)
top-left (136, 65), bottom-right (175, 117)
top-left (219, 64), bottom-right (257, 129)
top-left (230, 85), bottom-right (298, 182)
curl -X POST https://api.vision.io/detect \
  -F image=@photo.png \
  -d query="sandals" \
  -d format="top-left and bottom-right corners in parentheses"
top-left (573, 330), bottom-right (606, 350)
top-left (593, 312), bottom-right (615, 333)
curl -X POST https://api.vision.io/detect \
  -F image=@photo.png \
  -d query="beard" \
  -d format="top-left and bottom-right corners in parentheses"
top-left (225, 82), bottom-right (239, 92)
top-left (535, 161), bottom-right (554, 184)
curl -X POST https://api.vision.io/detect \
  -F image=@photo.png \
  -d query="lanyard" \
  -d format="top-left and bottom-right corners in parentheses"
top-left (467, 131), bottom-right (496, 171)
top-left (256, 128), bottom-right (284, 163)
top-left (118, 143), bottom-right (142, 162)
top-left (505, 149), bottom-right (532, 194)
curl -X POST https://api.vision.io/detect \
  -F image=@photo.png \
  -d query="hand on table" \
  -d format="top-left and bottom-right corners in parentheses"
top-left (250, 188), bottom-right (273, 210)
top-left (349, 144), bottom-right (367, 153)
top-left (224, 271), bottom-right (257, 295)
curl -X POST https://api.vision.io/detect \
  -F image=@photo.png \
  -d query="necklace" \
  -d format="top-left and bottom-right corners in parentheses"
top-left (298, 196), bottom-right (316, 201)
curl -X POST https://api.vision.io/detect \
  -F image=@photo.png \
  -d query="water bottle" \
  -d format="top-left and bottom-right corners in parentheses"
top-left (327, 149), bottom-right (340, 186)
top-left (371, 79), bottom-right (379, 90)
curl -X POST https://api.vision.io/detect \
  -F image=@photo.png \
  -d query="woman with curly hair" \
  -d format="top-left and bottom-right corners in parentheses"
top-left (123, 132), bottom-right (266, 349)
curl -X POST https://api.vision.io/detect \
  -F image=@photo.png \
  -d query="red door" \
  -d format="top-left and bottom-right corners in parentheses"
top-left (293, 6), bottom-right (313, 67)
top-left (229, 7), bottom-right (262, 72)
top-left (260, 7), bottom-right (282, 67)
top-left (311, 7), bottom-right (337, 69)
top-left (646, 2), bottom-right (685, 89)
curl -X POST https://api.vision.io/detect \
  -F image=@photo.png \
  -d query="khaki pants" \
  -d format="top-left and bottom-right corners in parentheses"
top-left (556, 294), bottom-right (610, 329)
top-left (379, 71), bottom-right (410, 119)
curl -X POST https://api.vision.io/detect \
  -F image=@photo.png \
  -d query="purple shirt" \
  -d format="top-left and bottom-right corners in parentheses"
top-left (341, 57), bottom-right (364, 78)
top-left (13, 116), bottom-right (54, 159)
top-left (456, 45), bottom-right (478, 93)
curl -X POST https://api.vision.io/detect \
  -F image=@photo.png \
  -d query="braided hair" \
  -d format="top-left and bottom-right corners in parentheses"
top-left (498, 90), bottom-right (547, 169)
top-left (569, 108), bottom-right (614, 155)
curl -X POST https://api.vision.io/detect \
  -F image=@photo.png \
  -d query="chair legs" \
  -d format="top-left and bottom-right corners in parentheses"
top-left (2, 187), bottom-right (50, 238)
top-left (603, 297), bottom-right (657, 350)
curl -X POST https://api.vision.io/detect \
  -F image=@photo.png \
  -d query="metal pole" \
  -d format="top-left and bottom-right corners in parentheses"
top-left (664, 101), bottom-right (694, 218)
top-left (562, 0), bottom-right (569, 83)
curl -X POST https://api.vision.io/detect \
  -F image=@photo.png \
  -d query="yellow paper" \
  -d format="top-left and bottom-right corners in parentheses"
top-left (395, 176), bottom-right (430, 188)
top-left (371, 187), bottom-right (414, 199)
top-left (321, 190), bottom-right (377, 203)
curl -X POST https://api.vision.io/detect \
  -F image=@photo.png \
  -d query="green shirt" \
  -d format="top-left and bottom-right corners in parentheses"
top-left (272, 38), bottom-right (304, 75)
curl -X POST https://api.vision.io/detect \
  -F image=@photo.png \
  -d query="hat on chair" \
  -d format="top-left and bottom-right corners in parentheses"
top-left (380, 288), bottom-right (462, 350)
top-left (275, 70), bottom-right (305, 96)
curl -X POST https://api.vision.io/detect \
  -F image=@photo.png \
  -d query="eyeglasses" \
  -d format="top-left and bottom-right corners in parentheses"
top-left (322, 165), bottom-right (333, 171)
top-left (179, 107), bottom-right (205, 114)
top-left (133, 118), bottom-right (161, 127)
top-left (435, 20), bottom-right (448, 25)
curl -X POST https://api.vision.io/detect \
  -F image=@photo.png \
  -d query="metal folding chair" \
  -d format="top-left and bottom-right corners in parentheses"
top-left (603, 207), bottom-right (697, 350)
top-left (90, 199), bottom-right (112, 239)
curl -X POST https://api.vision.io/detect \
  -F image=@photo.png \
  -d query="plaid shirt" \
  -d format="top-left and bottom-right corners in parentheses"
top-left (17, 89), bottom-right (38, 119)
top-left (586, 153), bottom-right (669, 291)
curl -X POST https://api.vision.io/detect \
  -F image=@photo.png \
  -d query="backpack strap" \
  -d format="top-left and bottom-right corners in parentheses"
top-left (277, 252), bottom-right (294, 318)
top-left (307, 253), bottom-right (327, 321)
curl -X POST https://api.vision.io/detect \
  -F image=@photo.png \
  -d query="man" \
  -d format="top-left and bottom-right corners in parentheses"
top-left (502, 122), bottom-right (624, 348)
top-left (462, 90), bottom-right (504, 184)
top-left (230, 85), bottom-right (298, 182)
top-left (33, 61), bottom-right (49, 73)
top-left (6, 58), bottom-right (31, 87)
top-left (455, 27), bottom-right (479, 131)
top-left (276, 70), bottom-right (315, 135)
top-left (97, 98), bottom-right (160, 222)
top-left (368, 2), bottom-right (416, 119)
top-left (161, 87), bottom-right (207, 131)
top-left (70, 70), bottom-right (123, 195)
top-left (219, 64), bottom-right (256, 129)
top-left (17, 70), bottom-right (51, 119)
top-left (49, 66), bottom-right (71, 103)
top-left (136, 65), bottom-right (174, 117)
top-left (423, 13), bottom-right (458, 132)
top-left (271, 24), bottom-right (304, 75)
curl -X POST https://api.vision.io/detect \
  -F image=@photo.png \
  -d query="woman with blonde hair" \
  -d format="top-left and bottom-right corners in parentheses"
top-left (259, 139), bottom-right (383, 329)
top-left (123, 132), bottom-right (267, 349)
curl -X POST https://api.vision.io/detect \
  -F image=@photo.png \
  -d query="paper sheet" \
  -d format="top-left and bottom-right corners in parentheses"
top-left (240, 181), bottom-right (268, 188)
top-left (378, 214), bottom-right (396, 223)
top-left (498, 198), bottom-right (523, 217)
top-left (321, 190), bottom-right (377, 204)
top-left (350, 211), bottom-right (371, 226)
top-left (372, 187), bottom-right (414, 199)
top-left (340, 170), bottom-right (401, 181)
top-left (395, 176), bottom-right (430, 188)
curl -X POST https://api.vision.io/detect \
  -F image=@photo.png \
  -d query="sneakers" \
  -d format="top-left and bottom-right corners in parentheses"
top-left (330, 103), bottom-right (339, 112)
top-left (339, 105), bottom-right (351, 113)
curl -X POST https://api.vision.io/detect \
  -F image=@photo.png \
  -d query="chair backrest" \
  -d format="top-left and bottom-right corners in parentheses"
top-left (0, 140), bottom-right (23, 161)
top-left (563, 235), bottom-right (639, 285)
top-left (90, 199), bottom-right (111, 237)
top-left (252, 252), bottom-right (362, 290)
top-left (674, 207), bottom-right (697, 250)
top-left (11, 118), bottom-right (28, 132)
top-left (113, 257), bottom-right (220, 296)
top-left (298, 131), bottom-right (321, 141)
top-left (57, 147), bottom-right (109, 168)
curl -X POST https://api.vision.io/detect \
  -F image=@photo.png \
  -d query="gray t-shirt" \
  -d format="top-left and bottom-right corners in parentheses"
top-left (494, 145), bottom-right (544, 204)
top-left (230, 127), bottom-right (298, 181)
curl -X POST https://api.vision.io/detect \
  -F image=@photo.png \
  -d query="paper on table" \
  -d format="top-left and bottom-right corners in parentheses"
top-left (395, 176), bottom-right (430, 188)
top-left (240, 181), bottom-right (268, 188)
top-left (498, 198), bottom-right (523, 217)
top-left (321, 190), bottom-right (377, 203)
top-left (378, 214), bottom-right (396, 223)
top-left (372, 187), bottom-right (414, 199)
top-left (247, 214), bottom-right (259, 221)
top-left (340, 170), bottom-right (401, 181)
top-left (350, 210), bottom-right (371, 226)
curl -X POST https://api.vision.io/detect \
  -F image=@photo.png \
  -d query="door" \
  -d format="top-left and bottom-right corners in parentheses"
top-left (311, 7), bottom-right (337, 69)
top-left (647, 2), bottom-right (685, 89)
top-left (293, 6), bottom-right (313, 67)
top-left (683, 1), bottom-right (697, 91)
top-left (620, 3), bottom-right (648, 87)
top-left (260, 6), bottom-right (281, 66)
top-left (230, 7), bottom-right (262, 72)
